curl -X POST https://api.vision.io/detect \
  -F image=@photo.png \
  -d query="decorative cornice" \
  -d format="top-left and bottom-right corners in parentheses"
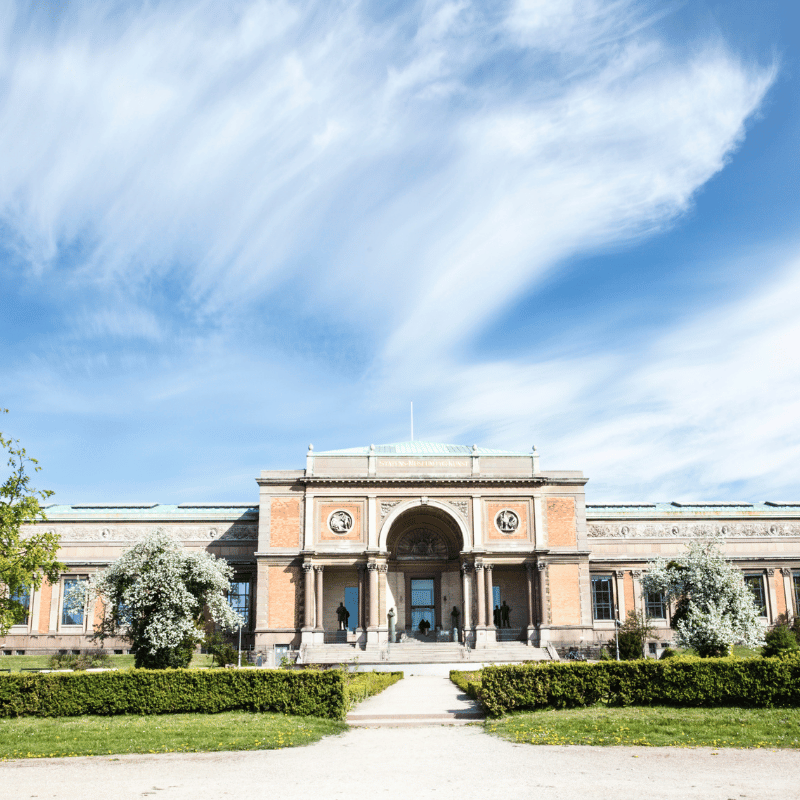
top-left (24, 524), bottom-right (258, 542)
top-left (588, 522), bottom-right (800, 539)
top-left (293, 476), bottom-right (583, 487)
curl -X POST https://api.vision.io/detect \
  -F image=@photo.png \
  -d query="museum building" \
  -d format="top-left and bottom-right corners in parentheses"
top-left (4, 441), bottom-right (800, 662)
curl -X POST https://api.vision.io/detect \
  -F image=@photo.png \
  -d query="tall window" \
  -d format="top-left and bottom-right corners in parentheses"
top-left (591, 575), bottom-right (614, 620)
top-left (744, 574), bottom-right (767, 617)
top-left (228, 581), bottom-right (251, 628)
top-left (645, 591), bottom-right (666, 619)
top-left (10, 586), bottom-right (31, 626)
top-left (793, 572), bottom-right (800, 616)
top-left (61, 578), bottom-right (86, 626)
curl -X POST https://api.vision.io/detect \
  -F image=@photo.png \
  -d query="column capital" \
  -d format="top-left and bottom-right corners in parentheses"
top-left (302, 562), bottom-right (314, 573)
top-left (377, 563), bottom-right (389, 573)
top-left (314, 564), bottom-right (324, 573)
top-left (766, 568), bottom-right (775, 577)
top-left (474, 560), bottom-right (484, 572)
top-left (484, 562), bottom-right (493, 572)
top-left (782, 567), bottom-right (794, 577)
top-left (461, 561), bottom-right (472, 574)
top-left (614, 570), bottom-right (625, 579)
top-left (631, 570), bottom-right (642, 579)
top-left (537, 561), bottom-right (546, 571)
top-left (357, 563), bottom-right (367, 575)
top-left (367, 562), bottom-right (380, 572)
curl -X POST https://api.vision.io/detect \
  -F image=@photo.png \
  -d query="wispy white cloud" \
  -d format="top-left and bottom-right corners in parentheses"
top-left (0, 0), bottom-right (786, 501)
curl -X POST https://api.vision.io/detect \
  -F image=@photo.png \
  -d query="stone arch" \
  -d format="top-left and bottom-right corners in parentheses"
top-left (379, 499), bottom-right (470, 554)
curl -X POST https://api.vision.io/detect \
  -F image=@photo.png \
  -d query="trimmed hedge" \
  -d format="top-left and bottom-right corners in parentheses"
top-left (449, 670), bottom-right (482, 701)
top-left (480, 655), bottom-right (800, 717)
top-left (344, 671), bottom-right (403, 710)
top-left (0, 668), bottom-right (346, 720)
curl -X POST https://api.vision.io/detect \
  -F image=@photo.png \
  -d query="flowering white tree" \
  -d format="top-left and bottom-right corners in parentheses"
top-left (641, 537), bottom-right (765, 657)
top-left (87, 530), bottom-right (242, 668)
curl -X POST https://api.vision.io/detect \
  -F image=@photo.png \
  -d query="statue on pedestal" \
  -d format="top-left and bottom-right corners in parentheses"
top-left (336, 602), bottom-right (350, 631)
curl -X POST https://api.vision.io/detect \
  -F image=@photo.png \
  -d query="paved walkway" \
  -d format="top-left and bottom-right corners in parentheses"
top-left (347, 674), bottom-right (483, 726)
top-left (4, 725), bottom-right (799, 800)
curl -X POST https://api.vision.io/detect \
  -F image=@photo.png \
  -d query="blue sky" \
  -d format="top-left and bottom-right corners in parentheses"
top-left (1, 0), bottom-right (799, 503)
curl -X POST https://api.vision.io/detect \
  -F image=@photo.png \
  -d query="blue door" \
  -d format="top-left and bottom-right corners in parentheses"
top-left (411, 578), bottom-right (435, 631)
top-left (344, 586), bottom-right (359, 631)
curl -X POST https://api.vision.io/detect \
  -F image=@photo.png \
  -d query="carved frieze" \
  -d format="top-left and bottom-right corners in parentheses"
top-left (380, 500), bottom-right (400, 520)
top-left (588, 522), bottom-right (800, 538)
top-left (23, 524), bottom-right (258, 542)
top-left (447, 500), bottom-right (469, 517)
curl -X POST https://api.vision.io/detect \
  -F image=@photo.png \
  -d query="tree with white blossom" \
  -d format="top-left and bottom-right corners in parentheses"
top-left (86, 530), bottom-right (242, 669)
top-left (641, 537), bottom-right (765, 657)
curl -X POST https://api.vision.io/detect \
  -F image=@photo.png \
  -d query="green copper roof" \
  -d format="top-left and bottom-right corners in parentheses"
top-left (314, 441), bottom-right (532, 456)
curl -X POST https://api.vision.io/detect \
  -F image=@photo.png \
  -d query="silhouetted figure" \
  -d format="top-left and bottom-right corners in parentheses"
top-left (493, 605), bottom-right (501, 628)
top-left (500, 600), bottom-right (511, 628)
top-left (336, 602), bottom-right (350, 630)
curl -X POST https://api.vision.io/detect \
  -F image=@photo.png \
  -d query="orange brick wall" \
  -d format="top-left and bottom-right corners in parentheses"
top-left (270, 498), bottom-right (301, 548)
top-left (485, 501), bottom-right (529, 541)
top-left (549, 563), bottom-right (581, 625)
top-left (93, 598), bottom-right (104, 632)
top-left (268, 566), bottom-right (301, 628)
top-left (546, 498), bottom-right (576, 547)
top-left (775, 571), bottom-right (787, 618)
top-left (38, 580), bottom-right (52, 633)
top-left (318, 502), bottom-right (363, 542)
top-left (624, 572), bottom-right (635, 616)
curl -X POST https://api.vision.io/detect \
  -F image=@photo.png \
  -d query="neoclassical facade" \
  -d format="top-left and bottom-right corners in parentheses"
top-left (4, 442), bottom-right (800, 659)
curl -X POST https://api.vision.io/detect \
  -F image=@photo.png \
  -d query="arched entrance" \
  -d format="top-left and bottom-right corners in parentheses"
top-left (384, 505), bottom-right (464, 636)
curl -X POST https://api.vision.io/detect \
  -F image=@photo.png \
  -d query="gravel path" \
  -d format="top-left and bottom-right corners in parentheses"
top-left (5, 725), bottom-right (799, 800)
top-left (3, 676), bottom-right (799, 799)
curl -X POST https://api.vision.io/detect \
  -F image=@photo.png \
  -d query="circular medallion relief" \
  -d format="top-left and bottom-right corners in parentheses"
top-left (495, 509), bottom-right (520, 534)
top-left (328, 510), bottom-right (354, 534)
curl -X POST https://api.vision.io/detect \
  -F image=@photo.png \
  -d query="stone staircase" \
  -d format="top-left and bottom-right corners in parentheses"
top-left (299, 641), bottom-right (553, 665)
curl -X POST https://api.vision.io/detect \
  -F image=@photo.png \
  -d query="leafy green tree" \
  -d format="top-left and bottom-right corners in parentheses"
top-left (642, 537), bottom-right (765, 657)
top-left (761, 624), bottom-right (799, 658)
top-left (0, 410), bottom-right (63, 634)
top-left (87, 530), bottom-right (242, 669)
top-left (614, 610), bottom-right (655, 660)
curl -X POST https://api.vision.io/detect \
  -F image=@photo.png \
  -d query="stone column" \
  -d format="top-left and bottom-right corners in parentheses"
top-left (614, 570), bottom-right (626, 621)
top-left (368, 563), bottom-right (379, 629)
top-left (485, 563), bottom-right (495, 628)
top-left (537, 561), bottom-right (550, 646)
top-left (631, 570), bottom-right (643, 613)
top-left (301, 562), bottom-right (315, 644)
top-left (461, 562), bottom-right (472, 634)
top-left (766, 569), bottom-right (778, 624)
top-left (314, 565), bottom-right (324, 631)
top-left (525, 563), bottom-right (535, 645)
top-left (357, 564), bottom-right (366, 632)
top-left (484, 563), bottom-right (496, 644)
top-left (782, 568), bottom-right (796, 618)
top-left (475, 561), bottom-right (486, 627)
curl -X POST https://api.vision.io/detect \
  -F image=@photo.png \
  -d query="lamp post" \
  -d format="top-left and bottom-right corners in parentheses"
top-left (237, 622), bottom-right (242, 669)
top-left (615, 618), bottom-right (621, 661)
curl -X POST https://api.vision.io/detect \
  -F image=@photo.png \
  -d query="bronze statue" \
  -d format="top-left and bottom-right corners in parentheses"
top-left (500, 600), bottom-right (511, 628)
top-left (493, 604), bottom-right (501, 628)
top-left (336, 602), bottom-right (350, 630)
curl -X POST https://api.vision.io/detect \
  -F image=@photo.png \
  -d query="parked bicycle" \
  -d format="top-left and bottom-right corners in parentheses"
top-left (565, 646), bottom-right (587, 661)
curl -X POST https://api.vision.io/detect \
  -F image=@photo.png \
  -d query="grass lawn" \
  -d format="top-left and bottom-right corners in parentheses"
top-left (0, 711), bottom-right (346, 760)
top-left (487, 706), bottom-right (800, 749)
top-left (0, 653), bottom-right (214, 672)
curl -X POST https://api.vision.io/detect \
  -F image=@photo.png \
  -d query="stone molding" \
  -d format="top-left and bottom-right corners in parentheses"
top-left (24, 524), bottom-right (258, 542)
top-left (588, 522), bottom-right (800, 539)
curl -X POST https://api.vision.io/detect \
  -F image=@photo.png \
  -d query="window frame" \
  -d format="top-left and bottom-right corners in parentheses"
top-left (591, 574), bottom-right (615, 621)
top-left (8, 585), bottom-right (32, 629)
top-left (228, 578), bottom-right (252, 630)
top-left (645, 590), bottom-right (667, 620)
top-left (743, 573), bottom-right (767, 618)
top-left (60, 576), bottom-right (88, 630)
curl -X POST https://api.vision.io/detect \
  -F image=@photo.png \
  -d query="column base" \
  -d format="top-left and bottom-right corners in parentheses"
top-left (525, 626), bottom-right (537, 646)
top-left (473, 626), bottom-right (497, 647)
top-left (538, 626), bottom-right (551, 647)
top-left (301, 628), bottom-right (315, 645)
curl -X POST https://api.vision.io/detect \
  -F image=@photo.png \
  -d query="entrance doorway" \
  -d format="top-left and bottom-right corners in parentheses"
top-left (411, 578), bottom-right (435, 632)
top-left (344, 586), bottom-right (358, 632)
